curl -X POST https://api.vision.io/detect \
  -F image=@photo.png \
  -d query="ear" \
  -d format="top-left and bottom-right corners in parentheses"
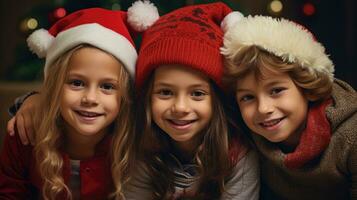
top-left (303, 91), bottom-right (319, 102)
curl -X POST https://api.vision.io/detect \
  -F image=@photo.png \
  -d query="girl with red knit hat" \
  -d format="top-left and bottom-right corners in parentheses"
top-left (124, 2), bottom-right (259, 199)
top-left (222, 14), bottom-right (357, 199)
top-left (0, 2), bottom-right (158, 199)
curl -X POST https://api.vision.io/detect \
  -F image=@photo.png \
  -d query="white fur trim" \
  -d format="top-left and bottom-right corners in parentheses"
top-left (221, 15), bottom-right (334, 80)
top-left (221, 11), bottom-right (244, 33)
top-left (27, 29), bottom-right (54, 58)
top-left (127, 0), bottom-right (159, 32)
top-left (44, 23), bottom-right (137, 78)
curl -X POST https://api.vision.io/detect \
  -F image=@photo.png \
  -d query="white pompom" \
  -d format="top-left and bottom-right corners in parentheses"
top-left (221, 11), bottom-right (244, 33)
top-left (127, 0), bottom-right (159, 32)
top-left (27, 29), bottom-right (54, 58)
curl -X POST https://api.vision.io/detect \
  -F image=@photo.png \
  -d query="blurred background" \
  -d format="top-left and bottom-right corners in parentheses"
top-left (0, 0), bottom-right (356, 141)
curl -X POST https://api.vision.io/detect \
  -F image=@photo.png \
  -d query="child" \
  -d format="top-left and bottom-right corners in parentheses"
top-left (124, 3), bottom-right (259, 200)
top-left (0, 4), bottom-right (158, 199)
top-left (221, 14), bottom-right (357, 199)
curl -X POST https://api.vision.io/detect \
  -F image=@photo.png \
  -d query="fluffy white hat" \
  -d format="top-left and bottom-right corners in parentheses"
top-left (27, 1), bottom-right (159, 78)
top-left (221, 14), bottom-right (334, 81)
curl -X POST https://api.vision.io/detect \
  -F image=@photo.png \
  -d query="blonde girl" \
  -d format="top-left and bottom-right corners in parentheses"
top-left (0, 4), bottom-right (158, 199)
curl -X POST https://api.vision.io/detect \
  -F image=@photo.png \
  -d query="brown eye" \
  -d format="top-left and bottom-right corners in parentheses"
top-left (68, 79), bottom-right (84, 88)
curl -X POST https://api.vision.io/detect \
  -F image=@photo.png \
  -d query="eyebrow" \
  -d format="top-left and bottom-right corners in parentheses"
top-left (154, 82), bottom-right (210, 89)
top-left (264, 80), bottom-right (288, 87)
top-left (67, 73), bottom-right (119, 82)
top-left (236, 88), bottom-right (251, 93)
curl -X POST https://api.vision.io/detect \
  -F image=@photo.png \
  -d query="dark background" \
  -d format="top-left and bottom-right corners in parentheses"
top-left (0, 0), bottom-right (355, 87)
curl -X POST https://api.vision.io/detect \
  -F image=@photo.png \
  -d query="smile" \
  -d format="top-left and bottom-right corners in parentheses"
top-left (259, 117), bottom-right (285, 128)
top-left (75, 110), bottom-right (103, 121)
top-left (167, 119), bottom-right (196, 130)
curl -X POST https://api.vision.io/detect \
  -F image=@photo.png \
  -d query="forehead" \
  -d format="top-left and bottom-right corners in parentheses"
top-left (154, 64), bottom-right (209, 83)
top-left (236, 68), bottom-right (292, 88)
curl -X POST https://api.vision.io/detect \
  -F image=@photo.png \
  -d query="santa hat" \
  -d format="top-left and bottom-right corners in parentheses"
top-left (133, 2), bottom-right (241, 89)
top-left (27, 1), bottom-right (159, 78)
top-left (221, 14), bottom-right (334, 81)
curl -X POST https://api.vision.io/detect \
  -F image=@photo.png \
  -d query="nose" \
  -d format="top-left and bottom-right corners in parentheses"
top-left (257, 97), bottom-right (274, 115)
top-left (171, 95), bottom-right (190, 114)
top-left (81, 87), bottom-right (98, 106)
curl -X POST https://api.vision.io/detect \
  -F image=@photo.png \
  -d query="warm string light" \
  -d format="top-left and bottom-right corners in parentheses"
top-left (20, 18), bottom-right (38, 32)
top-left (303, 2), bottom-right (316, 16)
top-left (54, 7), bottom-right (66, 19)
top-left (268, 0), bottom-right (283, 15)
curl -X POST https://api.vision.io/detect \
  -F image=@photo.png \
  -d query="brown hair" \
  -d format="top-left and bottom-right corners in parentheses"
top-left (223, 45), bottom-right (333, 102)
top-left (134, 70), bottom-right (245, 199)
top-left (34, 44), bottom-right (134, 200)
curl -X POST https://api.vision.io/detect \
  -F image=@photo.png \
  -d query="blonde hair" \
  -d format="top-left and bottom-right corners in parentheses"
top-left (34, 45), bottom-right (134, 199)
top-left (223, 45), bottom-right (333, 102)
top-left (135, 72), bottom-right (244, 199)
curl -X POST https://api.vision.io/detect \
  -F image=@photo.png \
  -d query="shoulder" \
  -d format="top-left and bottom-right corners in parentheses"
top-left (326, 79), bottom-right (357, 144)
top-left (1, 132), bottom-right (33, 158)
top-left (124, 161), bottom-right (153, 199)
top-left (223, 149), bottom-right (260, 200)
top-left (226, 149), bottom-right (259, 184)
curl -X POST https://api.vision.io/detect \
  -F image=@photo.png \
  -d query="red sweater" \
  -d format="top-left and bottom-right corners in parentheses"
top-left (0, 133), bottom-right (113, 199)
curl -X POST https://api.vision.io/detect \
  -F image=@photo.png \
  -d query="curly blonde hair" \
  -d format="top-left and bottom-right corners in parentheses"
top-left (34, 45), bottom-right (134, 199)
top-left (223, 45), bottom-right (333, 102)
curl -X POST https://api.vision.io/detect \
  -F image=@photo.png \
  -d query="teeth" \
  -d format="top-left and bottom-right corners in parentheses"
top-left (77, 111), bottom-right (100, 117)
top-left (261, 118), bottom-right (281, 127)
top-left (170, 120), bottom-right (193, 125)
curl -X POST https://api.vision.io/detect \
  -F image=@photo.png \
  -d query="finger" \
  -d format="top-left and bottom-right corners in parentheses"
top-left (6, 117), bottom-right (16, 136)
top-left (16, 114), bottom-right (29, 145)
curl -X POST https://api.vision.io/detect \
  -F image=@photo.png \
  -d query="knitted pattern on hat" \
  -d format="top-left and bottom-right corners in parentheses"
top-left (135, 2), bottom-right (233, 89)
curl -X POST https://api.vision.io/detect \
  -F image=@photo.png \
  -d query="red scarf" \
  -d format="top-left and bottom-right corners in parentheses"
top-left (284, 99), bottom-right (332, 169)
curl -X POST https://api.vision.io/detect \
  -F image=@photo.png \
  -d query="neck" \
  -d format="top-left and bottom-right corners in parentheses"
top-left (278, 120), bottom-right (306, 153)
top-left (64, 129), bottom-right (107, 160)
top-left (172, 134), bottom-right (203, 163)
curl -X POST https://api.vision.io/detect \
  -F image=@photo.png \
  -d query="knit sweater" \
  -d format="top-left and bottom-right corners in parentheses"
top-left (253, 79), bottom-right (357, 200)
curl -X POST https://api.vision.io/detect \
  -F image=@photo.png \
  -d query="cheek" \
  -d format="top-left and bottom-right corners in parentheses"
top-left (151, 99), bottom-right (162, 123)
top-left (104, 95), bottom-right (121, 113)
top-left (201, 100), bottom-right (213, 120)
top-left (60, 90), bottom-right (76, 110)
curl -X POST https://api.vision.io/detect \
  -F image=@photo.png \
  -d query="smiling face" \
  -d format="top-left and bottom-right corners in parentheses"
top-left (235, 68), bottom-right (308, 146)
top-left (151, 65), bottom-right (213, 152)
top-left (60, 47), bottom-right (121, 140)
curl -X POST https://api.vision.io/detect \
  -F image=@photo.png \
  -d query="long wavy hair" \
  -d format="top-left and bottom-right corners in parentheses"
top-left (135, 71), bottom-right (246, 199)
top-left (34, 44), bottom-right (135, 200)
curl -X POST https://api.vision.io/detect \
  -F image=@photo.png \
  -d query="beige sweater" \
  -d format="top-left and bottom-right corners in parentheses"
top-left (253, 79), bottom-right (357, 200)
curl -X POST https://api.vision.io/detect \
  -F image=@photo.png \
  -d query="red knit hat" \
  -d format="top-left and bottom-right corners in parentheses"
top-left (27, 2), bottom-right (159, 78)
top-left (135, 2), bottom-right (235, 89)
